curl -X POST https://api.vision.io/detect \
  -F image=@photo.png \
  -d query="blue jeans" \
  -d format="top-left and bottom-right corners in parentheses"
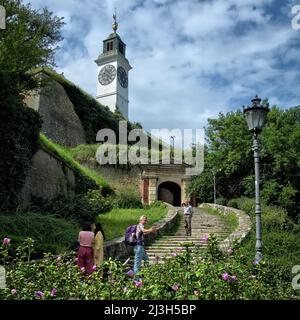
top-left (133, 245), bottom-right (149, 275)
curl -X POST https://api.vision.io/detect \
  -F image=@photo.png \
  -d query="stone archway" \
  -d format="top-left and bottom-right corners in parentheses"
top-left (141, 164), bottom-right (193, 205)
top-left (158, 181), bottom-right (181, 206)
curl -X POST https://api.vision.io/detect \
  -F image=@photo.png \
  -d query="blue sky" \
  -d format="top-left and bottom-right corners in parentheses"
top-left (28, 0), bottom-right (300, 139)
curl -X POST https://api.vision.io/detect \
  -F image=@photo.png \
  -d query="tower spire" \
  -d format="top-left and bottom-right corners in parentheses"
top-left (112, 8), bottom-right (118, 33)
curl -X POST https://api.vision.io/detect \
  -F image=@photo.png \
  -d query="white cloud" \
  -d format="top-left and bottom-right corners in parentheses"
top-left (28, 0), bottom-right (300, 137)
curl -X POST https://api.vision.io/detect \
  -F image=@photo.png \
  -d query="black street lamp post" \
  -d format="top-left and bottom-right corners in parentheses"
top-left (243, 95), bottom-right (269, 262)
top-left (213, 172), bottom-right (216, 205)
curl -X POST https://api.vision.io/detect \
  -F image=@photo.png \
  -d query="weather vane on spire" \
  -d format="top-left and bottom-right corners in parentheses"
top-left (112, 8), bottom-right (118, 33)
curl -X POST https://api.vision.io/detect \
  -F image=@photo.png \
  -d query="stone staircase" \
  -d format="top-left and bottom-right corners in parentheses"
top-left (126, 207), bottom-right (231, 267)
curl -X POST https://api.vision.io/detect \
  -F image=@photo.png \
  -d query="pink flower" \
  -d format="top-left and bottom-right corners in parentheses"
top-left (227, 248), bottom-right (233, 255)
top-left (134, 280), bottom-right (142, 288)
top-left (75, 257), bottom-right (79, 262)
top-left (172, 284), bottom-right (179, 292)
top-left (50, 288), bottom-right (57, 297)
top-left (80, 267), bottom-right (85, 272)
top-left (11, 289), bottom-right (17, 295)
top-left (126, 270), bottom-right (134, 277)
top-left (171, 252), bottom-right (177, 257)
top-left (92, 264), bottom-right (97, 271)
top-left (3, 237), bottom-right (11, 245)
top-left (34, 291), bottom-right (44, 299)
top-left (222, 272), bottom-right (229, 281)
top-left (56, 256), bottom-right (61, 261)
top-left (201, 234), bottom-right (209, 241)
top-left (229, 275), bottom-right (237, 282)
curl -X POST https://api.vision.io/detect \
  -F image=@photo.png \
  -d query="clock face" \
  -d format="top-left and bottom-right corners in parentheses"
top-left (117, 66), bottom-right (128, 88)
top-left (98, 64), bottom-right (116, 85)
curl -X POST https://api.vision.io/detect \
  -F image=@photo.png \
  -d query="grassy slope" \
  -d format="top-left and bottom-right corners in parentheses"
top-left (40, 133), bottom-right (109, 188)
top-left (97, 205), bottom-right (168, 241)
top-left (234, 198), bottom-right (300, 282)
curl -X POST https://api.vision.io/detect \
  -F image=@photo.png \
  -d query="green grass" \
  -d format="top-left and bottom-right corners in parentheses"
top-left (97, 205), bottom-right (168, 241)
top-left (69, 144), bottom-right (99, 162)
top-left (69, 143), bottom-right (187, 166)
top-left (40, 133), bottom-right (109, 188)
top-left (204, 207), bottom-right (239, 234)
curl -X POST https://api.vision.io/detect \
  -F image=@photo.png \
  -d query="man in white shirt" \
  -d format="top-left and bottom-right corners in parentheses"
top-left (184, 201), bottom-right (193, 236)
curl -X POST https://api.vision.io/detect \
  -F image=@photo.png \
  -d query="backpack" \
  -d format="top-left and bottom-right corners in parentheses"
top-left (124, 225), bottom-right (138, 246)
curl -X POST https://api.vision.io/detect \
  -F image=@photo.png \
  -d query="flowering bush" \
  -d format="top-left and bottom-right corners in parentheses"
top-left (0, 236), bottom-right (299, 300)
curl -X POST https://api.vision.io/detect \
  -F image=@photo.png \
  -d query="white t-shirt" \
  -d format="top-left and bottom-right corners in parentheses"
top-left (136, 223), bottom-right (145, 243)
top-left (184, 205), bottom-right (193, 215)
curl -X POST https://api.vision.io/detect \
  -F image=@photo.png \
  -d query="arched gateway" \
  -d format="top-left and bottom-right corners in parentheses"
top-left (140, 164), bottom-right (193, 206)
top-left (158, 181), bottom-right (181, 206)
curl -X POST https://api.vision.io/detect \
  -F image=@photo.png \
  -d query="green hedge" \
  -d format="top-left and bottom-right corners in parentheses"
top-left (232, 197), bottom-right (300, 280)
top-left (0, 101), bottom-right (42, 211)
top-left (0, 212), bottom-right (79, 259)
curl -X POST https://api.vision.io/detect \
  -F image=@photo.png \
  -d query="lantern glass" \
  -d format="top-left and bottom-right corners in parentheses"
top-left (244, 107), bottom-right (268, 132)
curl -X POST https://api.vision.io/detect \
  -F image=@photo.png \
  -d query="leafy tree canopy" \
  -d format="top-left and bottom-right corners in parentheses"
top-left (190, 106), bottom-right (300, 220)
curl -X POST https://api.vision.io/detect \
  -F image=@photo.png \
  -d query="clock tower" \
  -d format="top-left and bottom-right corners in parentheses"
top-left (95, 15), bottom-right (132, 119)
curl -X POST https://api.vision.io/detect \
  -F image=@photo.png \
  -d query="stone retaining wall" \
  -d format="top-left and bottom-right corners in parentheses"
top-left (103, 203), bottom-right (180, 261)
top-left (21, 148), bottom-right (76, 205)
top-left (200, 203), bottom-right (252, 251)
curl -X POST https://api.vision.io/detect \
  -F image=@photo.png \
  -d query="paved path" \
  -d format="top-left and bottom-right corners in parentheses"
top-left (142, 207), bottom-right (231, 264)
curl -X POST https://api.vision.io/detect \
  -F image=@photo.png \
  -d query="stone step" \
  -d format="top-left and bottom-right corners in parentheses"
top-left (147, 240), bottom-right (208, 245)
top-left (146, 245), bottom-right (207, 251)
top-left (157, 235), bottom-right (225, 240)
top-left (176, 227), bottom-right (228, 231)
top-left (123, 208), bottom-right (231, 267)
top-left (146, 247), bottom-right (206, 256)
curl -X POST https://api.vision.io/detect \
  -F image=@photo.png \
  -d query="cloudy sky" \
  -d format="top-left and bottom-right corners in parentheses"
top-left (28, 0), bottom-right (300, 143)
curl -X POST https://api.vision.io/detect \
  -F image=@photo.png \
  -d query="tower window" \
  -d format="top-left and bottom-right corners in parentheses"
top-left (106, 41), bottom-right (113, 52)
top-left (118, 42), bottom-right (124, 55)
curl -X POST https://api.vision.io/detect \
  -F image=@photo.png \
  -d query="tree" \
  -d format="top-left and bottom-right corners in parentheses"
top-left (189, 107), bottom-right (300, 219)
top-left (0, 0), bottom-right (64, 210)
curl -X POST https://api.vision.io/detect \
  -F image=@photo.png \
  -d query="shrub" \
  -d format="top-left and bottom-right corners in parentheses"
top-left (226, 199), bottom-right (239, 209)
top-left (112, 190), bottom-right (143, 209)
top-left (0, 213), bottom-right (78, 259)
top-left (216, 197), bottom-right (227, 206)
top-left (84, 189), bottom-right (112, 217)
top-left (1, 236), bottom-right (299, 300)
top-left (278, 185), bottom-right (298, 218)
top-left (28, 191), bottom-right (112, 224)
top-left (144, 200), bottom-right (167, 209)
